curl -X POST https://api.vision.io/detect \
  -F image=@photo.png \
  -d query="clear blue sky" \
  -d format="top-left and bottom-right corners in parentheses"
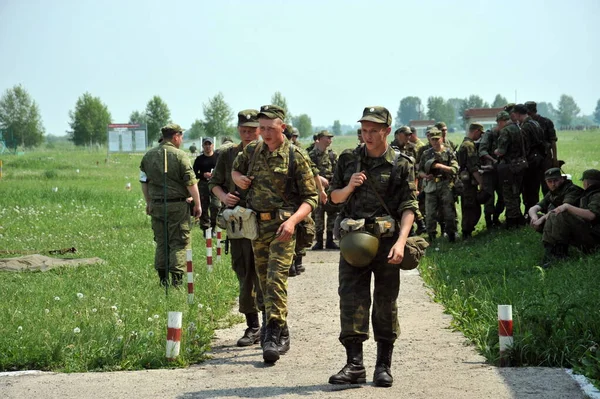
top-left (1, 0), bottom-right (598, 135)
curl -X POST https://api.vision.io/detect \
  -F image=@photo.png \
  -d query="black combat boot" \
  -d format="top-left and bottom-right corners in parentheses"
top-left (288, 261), bottom-right (297, 277)
top-left (329, 343), bottom-right (367, 385)
top-left (373, 341), bottom-right (394, 387)
top-left (463, 231), bottom-right (472, 240)
top-left (237, 313), bottom-right (260, 347)
top-left (295, 255), bottom-right (305, 274)
top-left (278, 323), bottom-right (290, 355)
top-left (325, 231), bottom-right (340, 250)
top-left (415, 219), bottom-right (427, 235)
top-left (157, 269), bottom-right (169, 287)
top-left (554, 243), bottom-right (569, 259)
top-left (485, 214), bottom-right (493, 230)
top-left (262, 319), bottom-right (282, 363)
top-left (428, 232), bottom-right (437, 243)
top-left (170, 272), bottom-right (183, 288)
top-left (448, 232), bottom-right (457, 243)
top-left (312, 234), bottom-right (324, 250)
top-left (260, 312), bottom-right (267, 348)
top-left (542, 243), bottom-right (555, 269)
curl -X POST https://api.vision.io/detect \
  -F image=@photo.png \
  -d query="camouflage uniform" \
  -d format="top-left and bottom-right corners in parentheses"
top-left (478, 129), bottom-right (505, 226)
top-left (457, 136), bottom-right (481, 236)
top-left (496, 120), bottom-right (526, 222)
top-left (232, 139), bottom-right (317, 327)
top-left (537, 179), bottom-right (584, 213)
top-left (309, 145), bottom-right (339, 244)
top-left (527, 101), bottom-right (558, 195)
top-left (209, 142), bottom-right (264, 316)
top-left (329, 145), bottom-right (418, 345)
top-left (193, 149), bottom-right (221, 232)
top-left (140, 140), bottom-right (197, 276)
top-left (419, 146), bottom-right (459, 238)
top-left (520, 115), bottom-right (546, 215)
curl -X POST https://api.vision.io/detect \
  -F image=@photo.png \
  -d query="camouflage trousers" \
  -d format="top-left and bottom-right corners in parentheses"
top-left (482, 171), bottom-right (505, 218)
top-left (425, 182), bottom-right (457, 235)
top-left (251, 218), bottom-right (296, 327)
top-left (313, 203), bottom-right (338, 236)
top-left (230, 238), bottom-right (264, 315)
top-left (150, 201), bottom-right (191, 275)
top-left (542, 211), bottom-right (600, 252)
top-left (338, 236), bottom-right (401, 345)
top-left (501, 172), bottom-right (524, 219)
top-left (460, 181), bottom-right (481, 235)
top-left (198, 181), bottom-right (221, 231)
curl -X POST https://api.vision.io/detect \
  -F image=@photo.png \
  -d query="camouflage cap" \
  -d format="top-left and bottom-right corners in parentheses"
top-left (496, 111), bottom-right (511, 121)
top-left (544, 168), bottom-right (562, 180)
top-left (257, 104), bottom-right (286, 121)
top-left (469, 123), bottom-right (485, 132)
top-left (428, 127), bottom-right (442, 138)
top-left (317, 129), bottom-right (334, 138)
top-left (395, 126), bottom-right (412, 135)
top-left (504, 103), bottom-right (516, 113)
top-left (292, 127), bottom-right (299, 136)
top-left (513, 104), bottom-right (528, 115)
top-left (581, 169), bottom-right (600, 181)
top-left (237, 109), bottom-right (260, 127)
top-left (161, 123), bottom-right (184, 135)
top-left (358, 106), bottom-right (392, 126)
top-left (435, 122), bottom-right (447, 130)
top-left (524, 101), bottom-right (537, 112)
top-left (409, 126), bottom-right (417, 134)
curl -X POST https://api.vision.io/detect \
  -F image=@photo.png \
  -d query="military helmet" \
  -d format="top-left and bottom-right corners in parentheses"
top-left (424, 158), bottom-right (438, 174)
top-left (339, 231), bottom-right (380, 267)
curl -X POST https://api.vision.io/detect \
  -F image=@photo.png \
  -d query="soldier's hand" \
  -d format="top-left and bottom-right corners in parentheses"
top-left (387, 242), bottom-right (405, 264)
top-left (223, 192), bottom-right (240, 207)
top-left (348, 171), bottom-right (367, 189)
top-left (319, 176), bottom-right (330, 189)
top-left (319, 189), bottom-right (327, 205)
top-left (236, 175), bottom-right (254, 190)
top-left (192, 204), bottom-right (202, 219)
top-left (275, 220), bottom-right (295, 242)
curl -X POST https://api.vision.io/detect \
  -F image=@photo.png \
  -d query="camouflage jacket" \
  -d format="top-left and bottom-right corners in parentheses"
top-left (478, 129), bottom-right (500, 162)
top-left (309, 147), bottom-right (337, 181)
top-left (579, 184), bottom-right (600, 227)
top-left (496, 122), bottom-right (525, 163)
top-left (208, 142), bottom-right (248, 205)
top-left (328, 145), bottom-right (418, 220)
top-left (537, 180), bottom-right (584, 212)
top-left (457, 137), bottom-right (480, 175)
top-left (139, 142), bottom-right (197, 200)
top-left (531, 114), bottom-right (557, 146)
top-left (520, 116), bottom-right (546, 158)
top-left (418, 146), bottom-right (459, 192)
top-left (232, 139), bottom-right (318, 212)
top-left (391, 139), bottom-right (417, 161)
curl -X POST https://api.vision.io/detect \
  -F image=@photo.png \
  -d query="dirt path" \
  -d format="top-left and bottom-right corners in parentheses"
top-left (0, 251), bottom-right (585, 398)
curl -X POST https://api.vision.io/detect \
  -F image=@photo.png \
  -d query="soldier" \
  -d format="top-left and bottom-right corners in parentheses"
top-left (419, 128), bottom-right (459, 242)
top-left (328, 106), bottom-right (419, 388)
top-left (435, 122), bottom-right (457, 152)
top-left (525, 101), bottom-right (559, 195)
top-left (140, 124), bottom-right (201, 286)
top-left (193, 137), bottom-right (220, 234)
top-left (494, 111), bottom-right (527, 228)
top-left (504, 103), bottom-right (518, 123)
top-left (479, 126), bottom-right (505, 229)
top-left (408, 126), bottom-right (425, 153)
top-left (514, 104), bottom-right (546, 217)
top-left (305, 134), bottom-right (318, 153)
top-left (541, 169), bottom-right (600, 267)
top-left (528, 168), bottom-right (583, 232)
top-left (357, 128), bottom-right (364, 144)
top-left (309, 130), bottom-right (340, 250)
top-left (457, 123), bottom-right (485, 238)
top-left (188, 142), bottom-right (197, 154)
top-left (290, 127), bottom-right (302, 147)
top-left (209, 110), bottom-right (264, 347)
top-left (232, 104), bottom-right (318, 364)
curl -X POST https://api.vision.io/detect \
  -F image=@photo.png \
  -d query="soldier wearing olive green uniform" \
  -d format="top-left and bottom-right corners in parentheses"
top-left (140, 123), bottom-right (201, 286)
top-left (478, 127), bottom-right (505, 228)
top-left (542, 169), bottom-right (600, 267)
top-left (419, 128), bottom-right (459, 242)
top-left (435, 122), bottom-right (457, 152)
top-left (457, 124), bottom-right (485, 238)
top-left (525, 101), bottom-right (559, 196)
top-left (232, 104), bottom-right (318, 364)
top-left (494, 111), bottom-right (527, 228)
top-left (209, 110), bottom-right (264, 347)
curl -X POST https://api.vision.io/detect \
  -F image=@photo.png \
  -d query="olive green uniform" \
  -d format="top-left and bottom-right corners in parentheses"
top-left (457, 137), bottom-right (481, 235)
top-left (140, 142), bottom-right (197, 275)
top-left (478, 129), bottom-right (504, 225)
top-left (520, 116), bottom-right (546, 214)
top-left (309, 147), bottom-right (339, 239)
top-left (329, 146), bottom-right (418, 345)
top-left (233, 139), bottom-right (317, 327)
top-left (496, 122), bottom-right (526, 221)
top-left (209, 143), bottom-right (264, 315)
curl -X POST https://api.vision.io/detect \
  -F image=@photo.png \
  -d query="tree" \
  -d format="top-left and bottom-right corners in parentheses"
top-left (68, 92), bottom-right (111, 146)
top-left (129, 110), bottom-right (147, 125)
top-left (447, 98), bottom-right (465, 126)
top-left (332, 120), bottom-right (341, 135)
top-left (202, 92), bottom-right (235, 138)
top-left (270, 91), bottom-right (291, 123)
top-left (459, 94), bottom-right (489, 118)
top-left (557, 94), bottom-right (580, 127)
top-left (396, 96), bottom-right (423, 126)
top-left (537, 102), bottom-right (557, 121)
top-left (187, 119), bottom-right (206, 141)
top-left (426, 97), bottom-right (454, 125)
top-left (594, 99), bottom-right (600, 124)
top-left (145, 96), bottom-right (171, 144)
top-left (492, 94), bottom-right (508, 108)
top-left (290, 114), bottom-right (312, 138)
top-left (0, 84), bottom-right (45, 147)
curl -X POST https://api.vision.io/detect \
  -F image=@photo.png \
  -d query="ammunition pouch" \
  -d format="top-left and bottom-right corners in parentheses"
top-left (339, 215), bottom-right (396, 239)
top-left (217, 206), bottom-right (258, 240)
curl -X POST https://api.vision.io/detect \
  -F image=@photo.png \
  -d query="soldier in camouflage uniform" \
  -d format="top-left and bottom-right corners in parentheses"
top-left (527, 168), bottom-right (583, 232)
top-left (140, 123), bottom-right (201, 287)
top-left (457, 124), bottom-right (485, 238)
top-left (419, 128), bottom-right (459, 242)
top-left (542, 169), bottom-right (600, 267)
top-left (232, 104), bottom-right (318, 364)
top-left (309, 130), bottom-right (340, 250)
top-left (525, 101), bottom-right (559, 195)
top-left (328, 106), bottom-right (418, 388)
top-left (290, 127), bottom-right (302, 148)
top-left (210, 109), bottom-right (265, 347)
top-left (435, 122), bottom-right (457, 152)
top-left (479, 126), bottom-right (505, 228)
top-left (494, 111), bottom-right (527, 228)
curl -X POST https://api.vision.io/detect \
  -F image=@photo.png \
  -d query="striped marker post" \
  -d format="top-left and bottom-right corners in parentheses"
top-left (498, 305), bottom-right (513, 367)
top-left (186, 249), bottom-right (194, 304)
top-left (0, 160), bottom-right (3, 179)
top-left (205, 228), bottom-right (213, 272)
top-left (216, 227), bottom-right (222, 262)
top-left (166, 311), bottom-right (182, 361)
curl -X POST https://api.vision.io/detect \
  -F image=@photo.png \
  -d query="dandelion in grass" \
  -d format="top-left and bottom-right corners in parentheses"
top-left (54, 296), bottom-right (61, 301)
top-left (147, 317), bottom-right (153, 322)
top-left (188, 322), bottom-right (196, 331)
top-left (153, 314), bottom-right (159, 319)
top-left (116, 319), bottom-right (123, 325)
top-left (17, 326), bottom-right (23, 332)
top-left (77, 293), bottom-right (84, 299)
top-left (73, 327), bottom-right (81, 334)
top-left (116, 336), bottom-right (123, 341)
top-left (44, 309), bottom-right (50, 314)
top-left (194, 334), bottom-right (200, 339)
top-left (197, 303), bottom-right (204, 309)
top-left (100, 297), bottom-right (106, 300)
top-left (111, 305), bottom-right (117, 311)
top-left (147, 331), bottom-right (154, 337)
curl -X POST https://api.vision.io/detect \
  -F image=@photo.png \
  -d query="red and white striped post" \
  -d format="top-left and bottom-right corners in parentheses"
top-left (498, 305), bottom-right (513, 367)
top-left (205, 228), bottom-right (213, 272)
top-left (216, 227), bottom-right (222, 262)
top-left (186, 249), bottom-right (194, 304)
top-left (166, 311), bottom-right (182, 361)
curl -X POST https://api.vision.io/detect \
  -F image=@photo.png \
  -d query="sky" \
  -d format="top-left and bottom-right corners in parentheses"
top-left (1, 0), bottom-right (599, 136)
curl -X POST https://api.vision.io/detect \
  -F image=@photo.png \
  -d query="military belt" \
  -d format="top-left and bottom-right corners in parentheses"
top-left (257, 211), bottom-right (278, 221)
top-left (152, 197), bottom-right (188, 203)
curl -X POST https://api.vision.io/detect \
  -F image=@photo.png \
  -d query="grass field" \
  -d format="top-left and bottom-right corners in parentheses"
top-left (1, 130), bottom-right (599, 386)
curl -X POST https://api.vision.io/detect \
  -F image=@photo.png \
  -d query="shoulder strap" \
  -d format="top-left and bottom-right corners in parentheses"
top-left (362, 149), bottom-right (398, 217)
top-left (247, 141), bottom-right (263, 176)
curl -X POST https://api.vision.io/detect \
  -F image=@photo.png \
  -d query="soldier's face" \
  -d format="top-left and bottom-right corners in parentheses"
top-left (430, 137), bottom-right (442, 151)
top-left (545, 177), bottom-right (564, 192)
top-left (238, 126), bottom-right (259, 146)
top-left (320, 136), bottom-right (332, 148)
top-left (397, 133), bottom-right (409, 145)
top-left (360, 121), bottom-right (390, 153)
top-left (259, 118), bottom-right (285, 149)
top-left (408, 133), bottom-right (417, 143)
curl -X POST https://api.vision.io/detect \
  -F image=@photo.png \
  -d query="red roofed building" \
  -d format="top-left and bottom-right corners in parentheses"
top-left (409, 119), bottom-right (436, 138)
top-left (463, 107), bottom-right (504, 131)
